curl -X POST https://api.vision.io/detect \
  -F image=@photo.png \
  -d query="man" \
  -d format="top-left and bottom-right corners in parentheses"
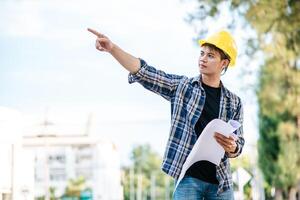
top-left (88, 28), bottom-right (244, 199)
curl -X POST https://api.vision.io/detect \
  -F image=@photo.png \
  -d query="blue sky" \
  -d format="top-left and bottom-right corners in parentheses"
top-left (0, 0), bottom-right (259, 165)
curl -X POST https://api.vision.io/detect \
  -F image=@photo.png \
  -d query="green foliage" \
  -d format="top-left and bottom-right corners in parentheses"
top-left (230, 155), bottom-right (251, 172)
top-left (253, 0), bottom-right (300, 195)
top-left (122, 144), bottom-right (174, 200)
top-left (61, 176), bottom-right (92, 199)
top-left (64, 176), bottom-right (86, 197)
top-left (49, 187), bottom-right (56, 200)
top-left (35, 187), bottom-right (56, 200)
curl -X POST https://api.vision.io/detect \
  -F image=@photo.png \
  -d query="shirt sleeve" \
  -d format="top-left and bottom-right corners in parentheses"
top-left (226, 98), bottom-right (245, 158)
top-left (128, 58), bottom-right (186, 101)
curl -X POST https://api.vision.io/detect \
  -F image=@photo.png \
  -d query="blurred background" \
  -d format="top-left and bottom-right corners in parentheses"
top-left (0, 0), bottom-right (299, 199)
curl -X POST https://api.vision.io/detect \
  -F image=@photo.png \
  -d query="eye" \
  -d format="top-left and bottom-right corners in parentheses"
top-left (208, 54), bottom-right (214, 58)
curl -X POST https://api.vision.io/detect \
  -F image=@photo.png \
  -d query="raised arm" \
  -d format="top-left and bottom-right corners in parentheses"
top-left (88, 28), bottom-right (186, 101)
top-left (87, 28), bottom-right (140, 74)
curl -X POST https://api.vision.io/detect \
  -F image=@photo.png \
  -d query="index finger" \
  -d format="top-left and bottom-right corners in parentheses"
top-left (87, 28), bottom-right (102, 37)
top-left (214, 132), bottom-right (224, 138)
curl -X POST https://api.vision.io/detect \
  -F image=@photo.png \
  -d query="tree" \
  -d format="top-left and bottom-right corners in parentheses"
top-left (122, 144), bottom-right (174, 200)
top-left (186, 0), bottom-right (300, 199)
top-left (62, 176), bottom-right (92, 199)
top-left (64, 176), bottom-right (86, 197)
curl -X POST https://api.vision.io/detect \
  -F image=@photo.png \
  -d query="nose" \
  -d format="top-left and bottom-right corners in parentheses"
top-left (199, 54), bottom-right (207, 63)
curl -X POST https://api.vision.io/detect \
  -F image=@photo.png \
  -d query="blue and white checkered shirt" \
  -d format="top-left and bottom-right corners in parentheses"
top-left (128, 59), bottom-right (244, 194)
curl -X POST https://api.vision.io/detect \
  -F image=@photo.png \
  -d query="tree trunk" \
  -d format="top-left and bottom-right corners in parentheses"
top-left (297, 181), bottom-right (300, 200)
top-left (297, 115), bottom-right (300, 138)
top-left (289, 187), bottom-right (297, 200)
top-left (275, 188), bottom-right (283, 200)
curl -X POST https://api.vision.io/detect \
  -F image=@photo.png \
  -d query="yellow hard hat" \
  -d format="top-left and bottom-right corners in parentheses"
top-left (198, 30), bottom-right (237, 67)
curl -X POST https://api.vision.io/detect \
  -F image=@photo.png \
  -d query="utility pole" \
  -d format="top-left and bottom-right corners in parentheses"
top-left (150, 173), bottom-right (156, 200)
top-left (136, 174), bottom-right (142, 200)
top-left (130, 167), bottom-right (135, 200)
top-left (10, 144), bottom-right (14, 200)
top-left (44, 138), bottom-right (50, 200)
top-left (43, 108), bottom-right (51, 200)
top-left (84, 113), bottom-right (93, 136)
top-left (165, 177), bottom-right (170, 200)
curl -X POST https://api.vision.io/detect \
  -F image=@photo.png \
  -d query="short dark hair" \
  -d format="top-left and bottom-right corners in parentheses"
top-left (201, 43), bottom-right (231, 62)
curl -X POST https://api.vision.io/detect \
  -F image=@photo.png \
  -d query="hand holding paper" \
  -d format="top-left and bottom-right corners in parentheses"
top-left (214, 132), bottom-right (237, 153)
top-left (174, 119), bottom-right (241, 191)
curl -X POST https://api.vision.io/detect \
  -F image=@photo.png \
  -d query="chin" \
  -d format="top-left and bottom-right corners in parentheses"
top-left (200, 71), bottom-right (213, 76)
top-left (199, 69), bottom-right (207, 74)
top-left (199, 68), bottom-right (205, 73)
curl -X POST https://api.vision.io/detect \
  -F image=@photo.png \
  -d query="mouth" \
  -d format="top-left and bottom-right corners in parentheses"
top-left (199, 64), bottom-right (207, 69)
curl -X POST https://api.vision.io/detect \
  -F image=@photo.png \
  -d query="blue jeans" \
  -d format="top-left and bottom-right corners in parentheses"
top-left (173, 176), bottom-right (234, 200)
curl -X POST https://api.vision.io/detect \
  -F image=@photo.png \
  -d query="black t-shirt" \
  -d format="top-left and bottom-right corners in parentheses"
top-left (185, 81), bottom-right (221, 184)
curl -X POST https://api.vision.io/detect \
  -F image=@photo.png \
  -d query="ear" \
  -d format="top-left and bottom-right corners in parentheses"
top-left (221, 59), bottom-right (230, 70)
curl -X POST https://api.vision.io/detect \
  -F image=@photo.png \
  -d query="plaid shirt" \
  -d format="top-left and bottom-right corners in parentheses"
top-left (128, 59), bottom-right (244, 194)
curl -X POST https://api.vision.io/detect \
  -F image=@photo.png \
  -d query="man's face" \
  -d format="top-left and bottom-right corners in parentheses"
top-left (198, 46), bottom-right (224, 76)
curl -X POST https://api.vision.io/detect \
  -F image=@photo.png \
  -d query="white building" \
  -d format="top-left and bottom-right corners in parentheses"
top-left (23, 135), bottom-right (123, 200)
top-left (0, 107), bottom-right (123, 200)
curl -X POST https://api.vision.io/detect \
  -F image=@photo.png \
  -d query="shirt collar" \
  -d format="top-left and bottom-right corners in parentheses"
top-left (191, 75), bottom-right (231, 98)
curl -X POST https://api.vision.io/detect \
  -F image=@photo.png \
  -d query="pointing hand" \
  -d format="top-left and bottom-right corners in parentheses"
top-left (87, 28), bottom-right (114, 52)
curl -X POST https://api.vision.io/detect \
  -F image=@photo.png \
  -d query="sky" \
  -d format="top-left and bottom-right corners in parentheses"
top-left (0, 0), bottom-right (259, 165)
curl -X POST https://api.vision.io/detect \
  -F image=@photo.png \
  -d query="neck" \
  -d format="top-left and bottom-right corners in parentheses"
top-left (201, 74), bottom-right (221, 88)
